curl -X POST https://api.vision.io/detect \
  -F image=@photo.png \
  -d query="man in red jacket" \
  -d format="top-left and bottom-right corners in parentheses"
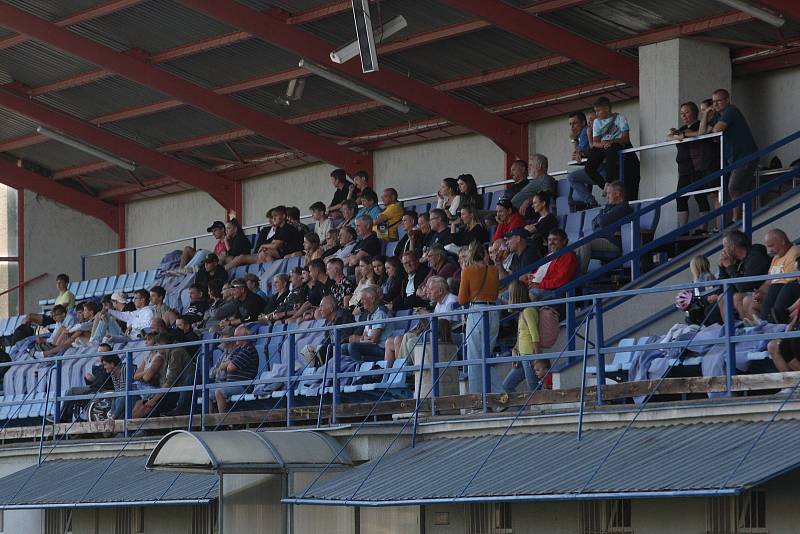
top-left (492, 197), bottom-right (525, 242)
top-left (526, 228), bottom-right (578, 301)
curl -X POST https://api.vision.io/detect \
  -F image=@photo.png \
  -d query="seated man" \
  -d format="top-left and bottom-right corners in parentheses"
top-left (38, 302), bottom-right (100, 357)
top-left (58, 342), bottom-right (113, 422)
top-left (345, 215), bottom-right (381, 269)
top-left (512, 154), bottom-right (557, 214)
top-left (309, 201), bottom-right (332, 243)
top-left (341, 287), bottom-right (390, 362)
top-left (492, 198), bottom-right (525, 242)
top-left (566, 111), bottom-right (601, 209)
top-left (425, 245), bottom-right (459, 281)
top-left (149, 285), bottom-right (172, 321)
top-left (227, 206), bottom-right (303, 269)
top-left (577, 181), bottom-right (633, 274)
top-left (504, 159), bottom-right (529, 199)
top-left (374, 188), bottom-right (404, 242)
top-left (326, 257), bottom-right (356, 308)
top-left (424, 209), bottom-right (453, 255)
top-left (22, 273), bottom-right (75, 327)
top-left (333, 225), bottom-right (358, 261)
top-left (299, 296), bottom-right (356, 367)
top-left (178, 220), bottom-right (228, 270)
top-left (132, 332), bottom-right (191, 418)
top-left (328, 168), bottom-right (353, 214)
top-left (192, 253), bottom-right (228, 293)
top-left (585, 97), bottom-right (640, 200)
top-left (497, 228), bottom-right (540, 279)
top-left (33, 305), bottom-right (77, 353)
top-left (394, 210), bottom-right (423, 258)
top-left (104, 289), bottom-right (154, 339)
top-left (393, 251), bottom-right (431, 310)
top-left (746, 229), bottom-right (800, 323)
top-left (287, 206), bottom-right (310, 235)
top-left (526, 229), bottom-right (578, 302)
top-left (220, 278), bottom-right (267, 328)
top-left (243, 273), bottom-right (267, 301)
top-left (707, 230), bottom-right (770, 322)
top-left (214, 325), bottom-right (260, 414)
top-left (89, 295), bottom-right (125, 344)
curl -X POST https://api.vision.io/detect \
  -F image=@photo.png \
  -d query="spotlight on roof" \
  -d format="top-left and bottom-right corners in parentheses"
top-left (331, 15), bottom-right (407, 65)
top-left (351, 0), bottom-right (380, 73)
top-left (298, 59), bottom-right (410, 114)
top-left (275, 78), bottom-right (306, 107)
top-left (715, 0), bottom-right (785, 28)
top-left (36, 126), bottom-right (136, 172)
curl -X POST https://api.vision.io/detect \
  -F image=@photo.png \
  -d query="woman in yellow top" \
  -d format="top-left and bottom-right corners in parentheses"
top-left (501, 280), bottom-right (540, 393)
top-left (458, 242), bottom-right (503, 395)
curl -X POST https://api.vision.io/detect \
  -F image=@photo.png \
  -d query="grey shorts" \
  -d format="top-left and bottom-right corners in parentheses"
top-left (217, 384), bottom-right (248, 400)
top-left (728, 160), bottom-right (758, 194)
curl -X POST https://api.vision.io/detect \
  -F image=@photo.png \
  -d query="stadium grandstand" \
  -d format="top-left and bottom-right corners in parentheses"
top-left (0, 0), bottom-right (800, 532)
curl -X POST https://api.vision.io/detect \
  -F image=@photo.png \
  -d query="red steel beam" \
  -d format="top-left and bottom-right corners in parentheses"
top-left (441, 0), bottom-right (638, 85)
top-left (0, 157), bottom-right (118, 231)
top-left (178, 0), bottom-right (527, 158)
top-left (0, 87), bottom-right (237, 209)
top-left (0, 3), bottom-right (369, 176)
top-left (755, 1), bottom-right (800, 23)
top-left (0, 0), bottom-right (142, 51)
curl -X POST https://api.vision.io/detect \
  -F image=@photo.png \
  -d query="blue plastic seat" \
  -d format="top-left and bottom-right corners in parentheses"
top-left (385, 241), bottom-right (398, 257)
top-left (73, 281), bottom-right (90, 300)
top-left (581, 208), bottom-right (600, 238)
top-left (587, 338), bottom-right (636, 375)
top-left (564, 211), bottom-right (584, 243)
top-left (83, 279), bottom-right (98, 300)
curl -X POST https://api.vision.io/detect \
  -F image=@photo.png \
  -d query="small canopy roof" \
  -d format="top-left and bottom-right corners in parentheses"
top-left (146, 429), bottom-right (351, 474)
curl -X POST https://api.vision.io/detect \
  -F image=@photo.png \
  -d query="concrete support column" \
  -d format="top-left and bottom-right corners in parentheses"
top-left (638, 38), bottom-right (731, 235)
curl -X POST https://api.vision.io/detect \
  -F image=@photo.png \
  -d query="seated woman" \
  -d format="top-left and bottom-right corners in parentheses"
top-left (218, 218), bottom-right (253, 268)
top-left (524, 191), bottom-right (558, 257)
top-left (350, 256), bottom-right (380, 309)
top-left (303, 232), bottom-right (324, 265)
top-left (381, 256), bottom-right (404, 310)
top-left (259, 274), bottom-right (290, 322)
top-left (263, 268), bottom-right (308, 323)
top-left (448, 205), bottom-right (489, 253)
top-left (457, 174), bottom-right (483, 211)
top-left (502, 280), bottom-right (541, 394)
top-left (436, 177), bottom-right (462, 221)
top-left (321, 228), bottom-right (341, 259)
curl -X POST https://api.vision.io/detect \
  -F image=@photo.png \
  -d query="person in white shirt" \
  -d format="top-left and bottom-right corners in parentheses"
top-left (105, 290), bottom-right (154, 339)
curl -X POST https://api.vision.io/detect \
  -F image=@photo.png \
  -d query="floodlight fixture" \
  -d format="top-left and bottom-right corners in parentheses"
top-left (37, 126), bottom-right (136, 172)
top-left (351, 0), bottom-right (379, 73)
top-left (715, 0), bottom-right (785, 27)
top-left (331, 15), bottom-right (407, 64)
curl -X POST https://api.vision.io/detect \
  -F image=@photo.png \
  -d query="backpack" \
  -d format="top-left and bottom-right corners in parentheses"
top-left (536, 306), bottom-right (560, 349)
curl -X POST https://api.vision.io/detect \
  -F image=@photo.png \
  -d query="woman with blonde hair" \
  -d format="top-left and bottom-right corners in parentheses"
top-left (458, 241), bottom-right (502, 395)
top-left (501, 280), bottom-right (541, 393)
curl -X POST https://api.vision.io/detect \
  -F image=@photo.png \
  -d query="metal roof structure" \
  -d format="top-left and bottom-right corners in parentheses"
top-left (0, 0), bottom-right (796, 228)
top-left (285, 419), bottom-right (800, 506)
top-left (0, 456), bottom-right (218, 509)
top-left (146, 429), bottom-right (351, 474)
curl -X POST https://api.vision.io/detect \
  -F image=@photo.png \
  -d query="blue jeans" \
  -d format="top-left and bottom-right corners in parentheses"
top-left (567, 168), bottom-right (600, 206)
top-left (342, 342), bottom-right (385, 362)
top-left (502, 362), bottom-right (539, 393)
top-left (465, 305), bottom-right (502, 394)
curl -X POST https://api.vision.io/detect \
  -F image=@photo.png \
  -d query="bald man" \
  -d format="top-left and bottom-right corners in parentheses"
top-left (214, 325), bottom-right (260, 413)
top-left (745, 229), bottom-right (800, 323)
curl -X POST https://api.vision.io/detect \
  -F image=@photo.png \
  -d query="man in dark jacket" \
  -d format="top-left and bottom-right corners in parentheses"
top-left (577, 181), bottom-right (633, 273)
top-left (707, 229), bottom-right (770, 321)
top-left (393, 251), bottom-right (431, 310)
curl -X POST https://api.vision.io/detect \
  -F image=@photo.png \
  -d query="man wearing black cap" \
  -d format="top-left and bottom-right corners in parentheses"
top-left (221, 278), bottom-right (266, 327)
top-left (177, 220), bottom-right (228, 271)
top-left (499, 227), bottom-right (540, 278)
top-left (192, 253), bottom-right (228, 293)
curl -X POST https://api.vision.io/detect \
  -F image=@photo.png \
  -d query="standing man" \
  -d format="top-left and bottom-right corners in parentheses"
top-left (566, 111), bottom-right (600, 209)
top-left (328, 168), bottom-right (353, 214)
top-left (701, 88), bottom-right (758, 221)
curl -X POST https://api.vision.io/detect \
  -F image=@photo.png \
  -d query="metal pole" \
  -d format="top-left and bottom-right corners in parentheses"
top-left (566, 289), bottom-right (576, 352)
top-left (724, 284), bottom-right (736, 396)
top-left (38, 367), bottom-right (54, 465)
top-left (132, 248), bottom-right (137, 273)
top-left (187, 352), bottom-right (200, 431)
top-left (742, 200), bottom-right (753, 237)
top-left (618, 148), bottom-right (625, 189)
top-left (631, 211), bottom-right (641, 279)
top-left (317, 344), bottom-right (330, 428)
top-left (481, 310), bottom-right (490, 413)
top-left (53, 360), bottom-right (62, 425)
top-left (286, 333), bottom-right (295, 427)
top-left (80, 256), bottom-right (86, 281)
top-left (332, 329), bottom-right (342, 424)
top-left (124, 352), bottom-right (133, 437)
top-left (430, 319), bottom-right (439, 415)
top-left (594, 299), bottom-right (606, 405)
top-left (577, 310), bottom-right (593, 441)
top-left (411, 329), bottom-right (427, 448)
top-left (201, 343), bottom-right (211, 430)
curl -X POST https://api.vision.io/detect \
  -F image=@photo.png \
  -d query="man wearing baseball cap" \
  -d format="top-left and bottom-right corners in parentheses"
top-left (192, 253), bottom-right (227, 293)
top-left (219, 278), bottom-right (266, 328)
top-left (499, 227), bottom-right (540, 279)
top-left (492, 197), bottom-right (525, 242)
top-left (176, 220), bottom-right (229, 272)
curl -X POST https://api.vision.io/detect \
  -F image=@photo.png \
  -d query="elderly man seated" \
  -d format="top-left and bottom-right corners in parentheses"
top-left (213, 325), bottom-right (260, 414)
top-left (577, 181), bottom-right (632, 274)
top-left (341, 287), bottom-right (390, 362)
top-left (743, 229), bottom-right (800, 323)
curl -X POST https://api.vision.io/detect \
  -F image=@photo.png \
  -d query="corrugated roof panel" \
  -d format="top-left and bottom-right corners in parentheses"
top-left (0, 108), bottom-right (38, 141)
top-left (85, 165), bottom-right (162, 190)
top-left (8, 139), bottom-right (103, 169)
top-left (292, 420), bottom-right (800, 504)
top-left (383, 27), bottom-right (552, 85)
top-left (68, 0), bottom-right (236, 54)
top-left (454, 63), bottom-right (605, 107)
top-left (102, 106), bottom-right (238, 148)
top-left (34, 76), bottom-right (167, 120)
top-left (237, 0), bottom-right (331, 15)
top-left (303, 107), bottom-right (433, 138)
top-left (708, 21), bottom-right (800, 48)
top-left (298, 0), bottom-right (474, 46)
top-left (231, 76), bottom-right (369, 119)
top-left (0, 456), bottom-right (217, 508)
top-left (3, 0), bottom-right (109, 21)
top-left (158, 39), bottom-right (299, 90)
top-left (0, 40), bottom-right (96, 86)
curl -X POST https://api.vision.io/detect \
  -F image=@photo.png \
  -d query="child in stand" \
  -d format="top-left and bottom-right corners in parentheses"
top-left (533, 358), bottom-right (553, 389)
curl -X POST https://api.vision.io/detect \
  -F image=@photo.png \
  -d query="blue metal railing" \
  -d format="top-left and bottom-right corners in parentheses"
top-left (2, 270), bottom-right (800, 437)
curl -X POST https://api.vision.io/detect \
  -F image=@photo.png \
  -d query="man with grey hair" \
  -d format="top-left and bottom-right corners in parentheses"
top-left (577, 181), bottom-right (632, 274)
top-left (214, 324), bottom-right (259, 414)
top-left (428, 276), bottom-right (459, 314)
top-left (511, 153), bottom-right (557, 213)
top-left (341, 286), bottom-right (390, 362)
top-left (746, 229), bottom-right (800, 322)
top-left (346, 214), bottom-right (381, 268)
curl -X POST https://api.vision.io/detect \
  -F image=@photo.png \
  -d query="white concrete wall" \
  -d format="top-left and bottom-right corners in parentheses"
top-left (242, 162), bottom-right (332, 227)
top-left (125, 190), bottom-right (225, 272)
top-left (23, 191), bottom-right (117, 313)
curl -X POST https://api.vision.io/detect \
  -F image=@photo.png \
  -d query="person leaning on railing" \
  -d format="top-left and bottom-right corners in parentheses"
top-left (666, 101), bottom-right (711, 231)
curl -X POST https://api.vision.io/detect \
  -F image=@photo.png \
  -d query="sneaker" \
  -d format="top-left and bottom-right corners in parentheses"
top-left (33, 350), bottom-right (44, 359)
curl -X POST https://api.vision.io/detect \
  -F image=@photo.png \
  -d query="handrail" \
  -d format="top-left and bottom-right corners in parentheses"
top-left (0, 272), bottom-right (47, 299)
top-left (499, 127), bottom-right (800, 289)
top-left (2, 270), bottom-right (799, 431)
top-left (619, 131), bottom-right (722, 154)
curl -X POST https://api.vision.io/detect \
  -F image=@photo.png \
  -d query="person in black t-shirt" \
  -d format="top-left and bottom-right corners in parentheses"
top-left (220, 219), bottom-right (253, 268)
top-left (192, 253), bottom-right (228, 293)
top-left (422, 209), bottom-right (452, 263)
top-left (221, 278), bottom-right (266, 327)
top-left (346, 215), bottom-right (382, 268)
top-left (329, 168), bottom-right (353, 214)
top-left (523, 192), bottom-right (558, 257)
top-left (667, 101), bottom-right (711, 229)
top-left (225, 206), bottom-right (303, 270)
top-left (183, 284), bottom-right (211, 324)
